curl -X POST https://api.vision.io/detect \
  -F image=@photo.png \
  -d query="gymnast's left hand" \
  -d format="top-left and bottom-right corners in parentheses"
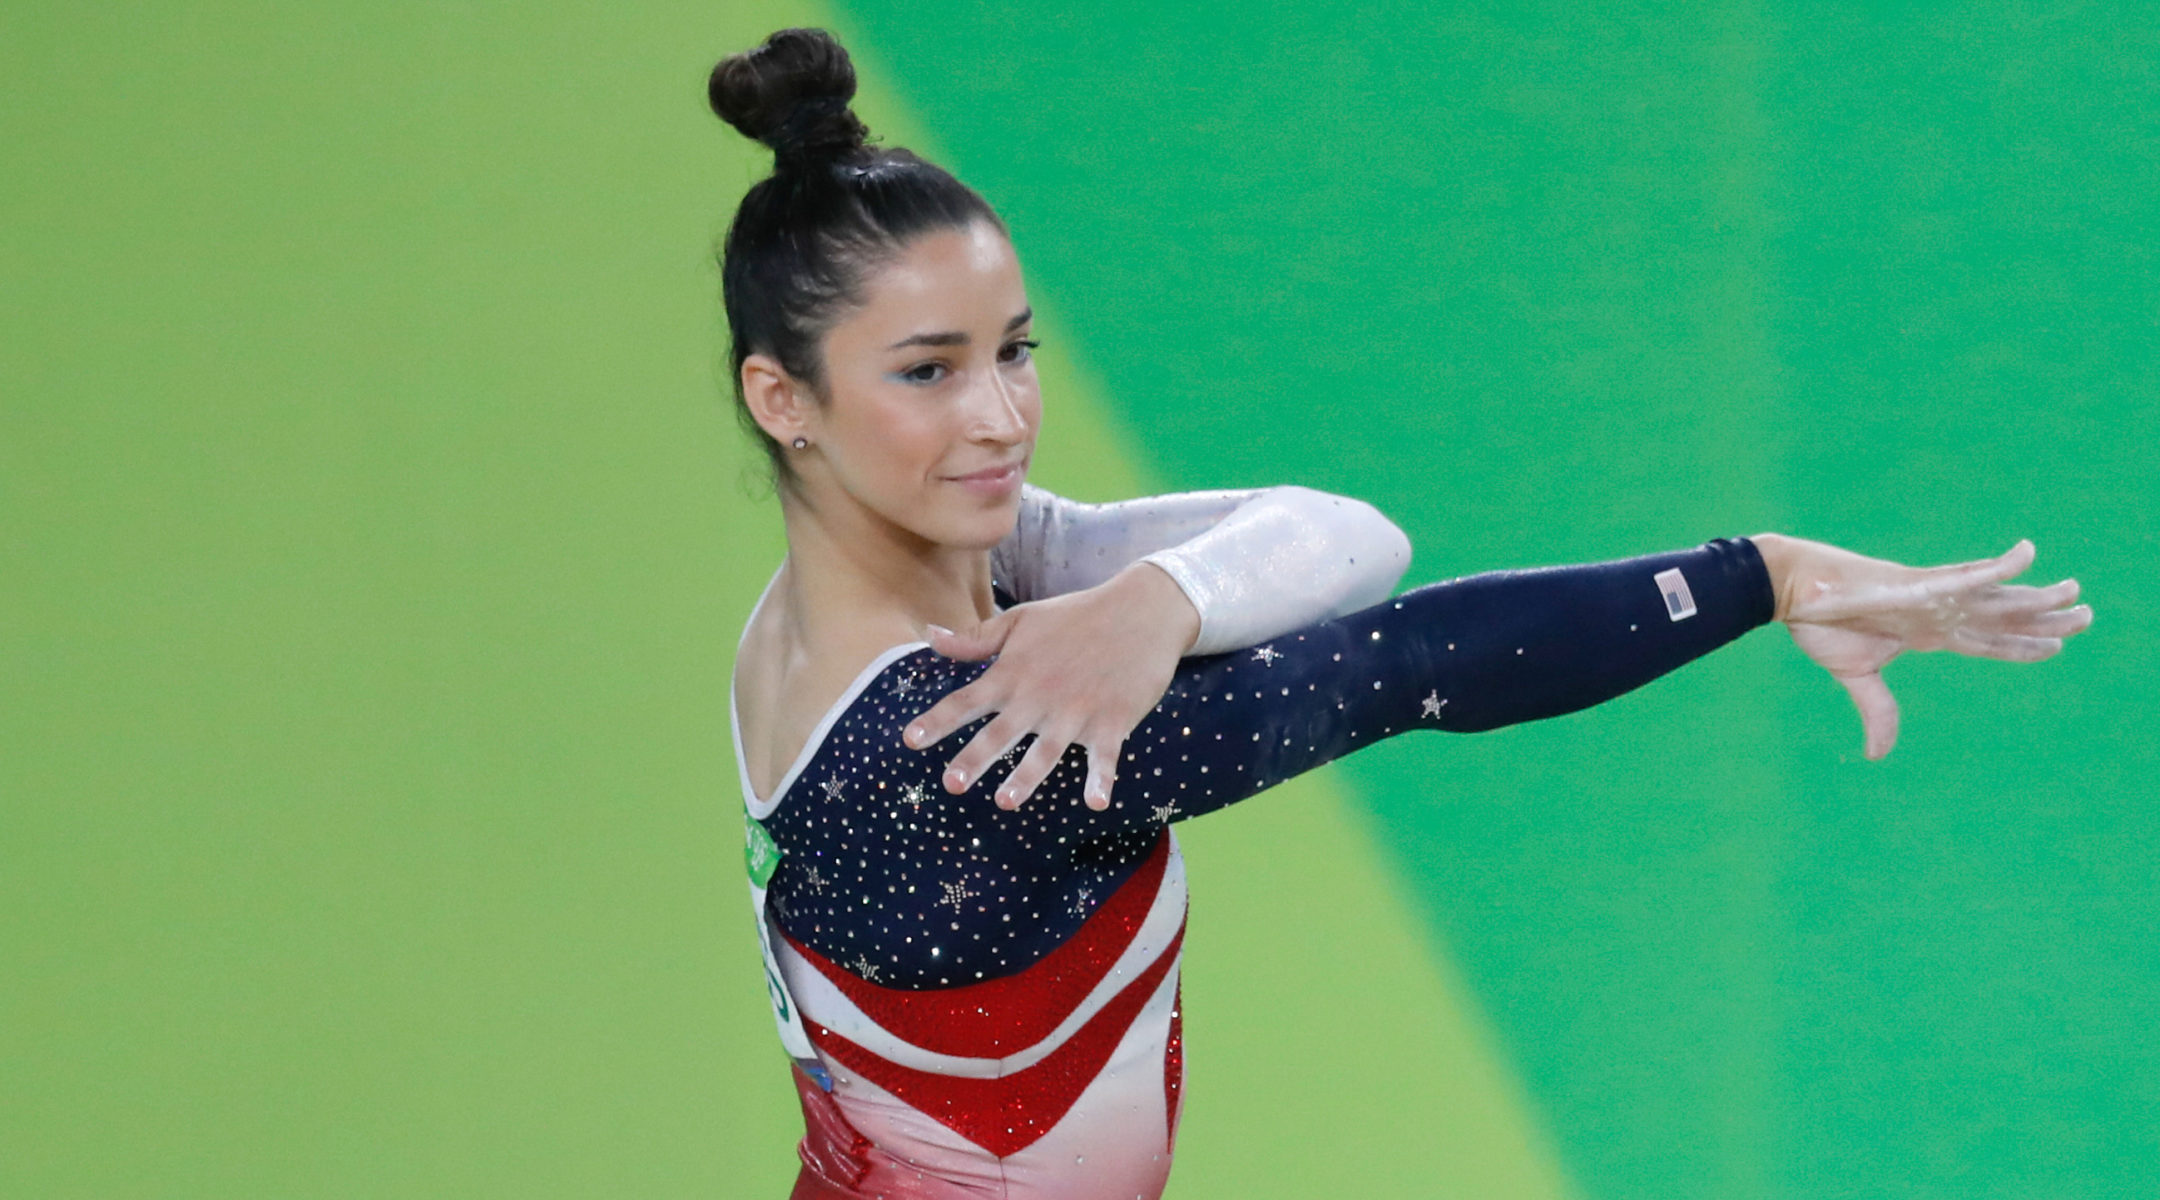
top-left (901, 563), bottom-right (1201, 811)
top-left (1751, 533), bottom-right (2094, 760)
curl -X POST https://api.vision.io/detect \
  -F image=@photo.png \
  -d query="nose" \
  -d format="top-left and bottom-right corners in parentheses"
top-left (966, 363), bottom-right (1029, 445)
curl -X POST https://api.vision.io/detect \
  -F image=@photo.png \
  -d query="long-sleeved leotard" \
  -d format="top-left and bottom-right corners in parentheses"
top-left (993, 482), bottom-right (1412, 654)
top-left (737, 522), bottom-right (1773, 1199)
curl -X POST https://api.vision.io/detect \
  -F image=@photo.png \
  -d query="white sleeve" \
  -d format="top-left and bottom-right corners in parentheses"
top-left (990, 483), bottom-right (1413, 656)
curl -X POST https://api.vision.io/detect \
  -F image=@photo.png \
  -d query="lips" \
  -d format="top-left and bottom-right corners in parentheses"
top-left (946, 460), bottom-right (1026, 496)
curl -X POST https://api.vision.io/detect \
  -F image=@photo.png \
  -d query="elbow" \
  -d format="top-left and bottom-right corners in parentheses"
top-left (1371, 510), bottom-right (1413, 593)
top-left (1276, 486), bottom-right (1410, 608)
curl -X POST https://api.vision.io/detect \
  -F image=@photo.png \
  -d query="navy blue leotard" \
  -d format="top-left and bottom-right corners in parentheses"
top-left (758, 537), bottom-right (1774, 990)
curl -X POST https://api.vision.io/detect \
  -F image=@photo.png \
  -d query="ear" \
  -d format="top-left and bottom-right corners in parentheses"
top-left (741, 354), bottom-right (817, 446)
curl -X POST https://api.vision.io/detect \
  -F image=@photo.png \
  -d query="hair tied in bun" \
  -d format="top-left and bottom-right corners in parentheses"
top-left (771, 95), bottom-right (861, 167)
top-left (712, 26), bottom-right (1005, 485)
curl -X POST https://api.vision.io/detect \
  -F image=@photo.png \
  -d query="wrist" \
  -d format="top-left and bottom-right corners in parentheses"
top-left (1748, 532), bottom-right (1796, 622)
top-left (1110, 561), bottom-right (1204, 655)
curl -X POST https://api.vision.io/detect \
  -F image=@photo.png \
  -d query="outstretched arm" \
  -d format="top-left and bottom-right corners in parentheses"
top-left (765, 535), bottom-right (2089, 988)
top-left (918, 483), bottom-right (1412, 808)
top-left (897, 537), bottom-right (1778, 851)
top-left (930, 533), bottom-right (2088, 843)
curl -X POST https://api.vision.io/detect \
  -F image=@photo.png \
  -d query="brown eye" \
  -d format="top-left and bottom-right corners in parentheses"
top-left (1000, 338), bottom-right (1041, 364)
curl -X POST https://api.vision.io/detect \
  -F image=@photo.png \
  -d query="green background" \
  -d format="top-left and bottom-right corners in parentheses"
top-left (3, 2), bottom-right (2152, 1197)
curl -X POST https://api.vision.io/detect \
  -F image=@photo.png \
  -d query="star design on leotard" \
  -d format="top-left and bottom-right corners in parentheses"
top-left (847, 954), bottom-right (883, 982)
top-left (1069, 886), bottom-right (1095, 917)
top-left (819, 776), bottom-right (850, 802)
top-left (1420, 690), bottom-right (1447, 720)
top-left (888, 673), bottom-right (917, 698)
top-left (937, 880), bottom-right (977, 911)
top-left (1150, 801), bottom-right (1179, 823)
top-left (897, 782), bottom-right (929, 810)
top-left (799, 866), bottom-right (830, 894)
top-left (1251, 644), bottom-right (1283, 667)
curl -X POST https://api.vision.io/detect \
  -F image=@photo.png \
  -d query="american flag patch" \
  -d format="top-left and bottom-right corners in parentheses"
top-left (1653, 567), bottom-right (1698, 621)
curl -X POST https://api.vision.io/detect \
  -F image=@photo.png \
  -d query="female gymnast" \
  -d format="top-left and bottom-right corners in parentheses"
top-left (711, 28), bottom-right (2092, 1200)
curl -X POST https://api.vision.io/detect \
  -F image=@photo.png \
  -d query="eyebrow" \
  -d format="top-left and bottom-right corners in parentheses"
top-left (884, 307), bottom-right (1033, 351)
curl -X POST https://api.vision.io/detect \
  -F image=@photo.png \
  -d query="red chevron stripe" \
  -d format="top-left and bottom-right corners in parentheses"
top-left (1163, 980), bottom-right (1183, 1152)
top-left (786, 830), bottom-right (1171, 1058)
top-left (807, 921), bottom-right (1186, 1159)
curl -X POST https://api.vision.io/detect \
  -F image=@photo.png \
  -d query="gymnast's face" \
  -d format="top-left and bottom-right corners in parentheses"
top-left (799, 219), bottom-right (1040, 550)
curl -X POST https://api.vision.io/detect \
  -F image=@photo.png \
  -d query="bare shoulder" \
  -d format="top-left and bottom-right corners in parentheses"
top-left (733, 595), bottom-right (927, 805)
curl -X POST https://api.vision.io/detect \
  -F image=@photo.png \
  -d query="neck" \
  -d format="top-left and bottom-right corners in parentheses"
top-left (772, 483), bottom-right (1001, 651)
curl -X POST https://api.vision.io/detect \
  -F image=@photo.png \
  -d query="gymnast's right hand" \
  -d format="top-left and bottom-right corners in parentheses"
top-left (902, 562), bottom-right (1202, 812)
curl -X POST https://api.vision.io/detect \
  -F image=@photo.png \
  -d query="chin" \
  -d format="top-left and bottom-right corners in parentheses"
top-left (928, 492), bottom-right (1024, 552)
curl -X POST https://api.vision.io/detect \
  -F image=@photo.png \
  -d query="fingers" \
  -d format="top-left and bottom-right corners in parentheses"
top-left (1947, 627), bottom-right (2065, 663)
top-left (941, 712), bottom-right (1033, 796)
top-left (994, 728), bottom-right (1078, 811)
top-left (2021, 603), bottom-right (2094, 638)
top-left (1839, 670), bottom-right (1901, 761)
top-left (1082, 741), bottom-right (1120, 812)
top-left (927, 610), bottom-right (1018, 662)
top-left (907, 612), bottom-right (1024, 764)
top-left (999, 738), bottom-right (1124, 811)
top-left (905, 678), bottom-right (997, 754)
top-left (1968, 601), bottom-right (2091, 641)
top-left (1919, 538), bottom-right (2036, 593)
top-left (1969, 577), bottom-right (2080, 617)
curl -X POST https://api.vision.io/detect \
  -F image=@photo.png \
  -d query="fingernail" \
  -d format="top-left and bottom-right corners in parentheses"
top-left (927, 624), bottom-right (952, 638)
top-left (904, 726), bottom-right (923, 747)
top-left (947, 767), bottom-right (968, 789)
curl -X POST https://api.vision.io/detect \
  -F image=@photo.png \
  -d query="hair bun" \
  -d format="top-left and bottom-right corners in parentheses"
top-left (709, 27), bottom-right (870, 167)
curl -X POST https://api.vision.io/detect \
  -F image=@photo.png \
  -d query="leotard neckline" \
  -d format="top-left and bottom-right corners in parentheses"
top-left (730, 564), bottom-right (928, 821)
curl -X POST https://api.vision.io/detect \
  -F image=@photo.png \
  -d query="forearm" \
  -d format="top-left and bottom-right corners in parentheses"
top-left (1137, 486), bottom-right (1412, 654)
top-left (995, 484), bottom-right (1413, 655)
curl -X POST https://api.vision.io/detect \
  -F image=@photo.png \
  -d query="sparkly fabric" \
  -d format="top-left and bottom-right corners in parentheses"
top-left (805, 921), bottom-right (1186, 1159)
top-left (761, 537), bottom-right (1773, 990)
top-left (769, 850), bottom-right (1187, 1197)
top-left (993, 483), bottom-right (1412, 656)
top-left (754, 535), bottom-right (1773, 1198)
top-left (783, 834), bottom-right (1171, 1058)
top-left (791, 1062), bottom-right (873, 1191)
top-left (1162, 983), bottom-right (1183, 1152)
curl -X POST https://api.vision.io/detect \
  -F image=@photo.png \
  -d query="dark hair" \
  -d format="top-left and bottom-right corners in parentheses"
top-left (710, 28), bottom-right (1006, 487)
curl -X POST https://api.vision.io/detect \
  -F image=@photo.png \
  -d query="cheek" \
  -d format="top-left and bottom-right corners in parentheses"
top-left (1015, 376), bottom-right (1045, 434)
top-left (831, 391), bottom-right (950, 482)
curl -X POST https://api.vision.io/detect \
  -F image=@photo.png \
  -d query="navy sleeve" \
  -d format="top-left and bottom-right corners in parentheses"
top-left (762, 538), bottom-right (1774, 988)
top-left (1036, 535), bottom-right (1774, 827)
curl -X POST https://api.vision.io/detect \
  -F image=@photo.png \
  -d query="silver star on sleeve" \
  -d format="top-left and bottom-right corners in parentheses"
top-left (937, 880), bottom-right (977, 911)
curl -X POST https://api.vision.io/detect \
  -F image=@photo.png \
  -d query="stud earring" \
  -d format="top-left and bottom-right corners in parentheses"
top-left (791, 436), bottom-right (809, 450)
